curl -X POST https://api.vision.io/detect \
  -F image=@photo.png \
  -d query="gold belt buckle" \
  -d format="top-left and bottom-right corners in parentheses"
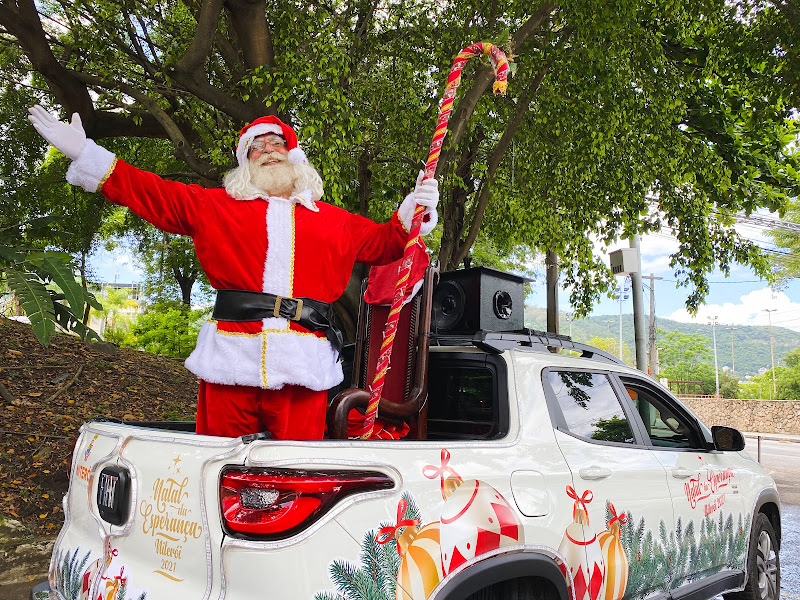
top-left (273, 296), bottom-right (303, 321)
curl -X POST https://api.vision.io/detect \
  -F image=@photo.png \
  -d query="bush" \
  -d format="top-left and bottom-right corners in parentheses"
top-left (125, 304), bottom-right (209, 358)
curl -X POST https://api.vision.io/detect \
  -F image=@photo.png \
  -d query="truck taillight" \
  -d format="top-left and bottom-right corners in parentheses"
top-left (219, 467), bottom-right (394, 539)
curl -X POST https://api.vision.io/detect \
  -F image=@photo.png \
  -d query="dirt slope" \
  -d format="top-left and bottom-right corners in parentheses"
top-left (0, 316), bottom-right (198, 538)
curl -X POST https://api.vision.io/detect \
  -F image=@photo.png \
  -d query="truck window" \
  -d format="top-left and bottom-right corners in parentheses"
top-left (426, 360), bottom-right (503, 440)
top-left (546, 370), bottom-right (635, 444)
top-left (619, 379), bottom-right (703, 449)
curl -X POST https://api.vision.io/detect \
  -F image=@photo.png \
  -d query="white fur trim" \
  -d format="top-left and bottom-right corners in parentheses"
top-left (263, 198), bottom-right (293, 296)
top-left (290, 188), bottom-right (318, 212)
top-left (287, 147), bottom-right (308, 165)
top-left (66, 139), bottom-right (116, 192)
top-left (397, 192), bottom-right (438, 236)
top-left (236, 123), bottom-right (285, 166)
top-left (184, 322), bottom-right (343, 390)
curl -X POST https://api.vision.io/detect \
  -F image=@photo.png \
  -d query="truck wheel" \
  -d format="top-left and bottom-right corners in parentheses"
top-left (726, 512), bottom-right (780, 600)
top-left (464, 576), bottom-right (559, 600)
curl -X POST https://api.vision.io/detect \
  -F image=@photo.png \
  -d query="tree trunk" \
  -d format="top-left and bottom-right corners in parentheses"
top-left (546, 249), bottom-right (559, 334)
top-left (172, 266), bottom-right (197, 307)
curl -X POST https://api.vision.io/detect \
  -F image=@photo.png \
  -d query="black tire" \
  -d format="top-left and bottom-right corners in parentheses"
top-left (726, 512), bottom-right (780, 600)
top-left (464, 576), bottom-right (559, 600)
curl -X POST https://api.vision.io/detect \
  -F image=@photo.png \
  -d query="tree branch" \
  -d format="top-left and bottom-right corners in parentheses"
top-left (72, 71), bottom-right (220, 179)
top-left (453, 65), bottom-right (551, 267)
top-left (0, 0), bottom-right (96, 133)
top-left (176, 0), bottom-right (226, 73)
top-left (436, 3), bottom-right (557, 178)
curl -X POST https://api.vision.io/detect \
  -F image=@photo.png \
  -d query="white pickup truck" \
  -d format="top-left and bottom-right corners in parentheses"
top-left (33, 268), bottom-right (780, 600)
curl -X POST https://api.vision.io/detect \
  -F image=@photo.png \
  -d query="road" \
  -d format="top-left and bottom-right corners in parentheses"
top-left (744, 436), bottom-right (800, 505)
top-left (743, 436), bottom-right (799, 599)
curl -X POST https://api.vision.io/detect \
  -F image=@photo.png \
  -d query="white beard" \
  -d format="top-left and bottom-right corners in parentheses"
top-left (249, 154), bottom-right (297, 198)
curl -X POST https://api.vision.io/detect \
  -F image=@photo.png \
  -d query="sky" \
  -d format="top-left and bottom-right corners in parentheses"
top-left (89, 216), bottom-right (800, 333)
top-left (526, 221), bottom-right (800, 333)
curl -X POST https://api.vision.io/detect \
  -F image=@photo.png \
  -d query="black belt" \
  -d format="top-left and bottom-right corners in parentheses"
top-left (212, 290), bottom-right (343, 354)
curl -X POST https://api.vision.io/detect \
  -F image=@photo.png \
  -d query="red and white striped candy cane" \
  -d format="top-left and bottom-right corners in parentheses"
top-left (360, 42), bottom-right (509, 438)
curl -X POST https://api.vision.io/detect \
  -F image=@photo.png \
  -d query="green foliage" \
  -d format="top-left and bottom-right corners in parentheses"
top-left (741, 345), bottom-right (800, 399)
top-left (619, 509), bottom-right (750, 599)
top-left (1, 248), bottom-right (102, 346)
top-left (124, 303), bottom-right (208, 358)
top-left (1, 0), bottom-right (798, 321)
top-left (95, 285), bottom-right (138, 343)
top-left (586, 336), bottom-right (635, 366)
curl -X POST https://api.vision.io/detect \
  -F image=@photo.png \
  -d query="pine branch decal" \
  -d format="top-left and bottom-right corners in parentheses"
top-left (328, 559), bottom-right (383, 600)
top-left (361, 529), bottom-right (392, 596)
top-left (315, 491), bottom-right (423, 600)
top-left (55, 547), bottom-right (91, 600)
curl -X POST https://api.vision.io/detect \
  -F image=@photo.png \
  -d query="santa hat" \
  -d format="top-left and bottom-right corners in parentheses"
top-left (236, 116), bottom-right (308, 166)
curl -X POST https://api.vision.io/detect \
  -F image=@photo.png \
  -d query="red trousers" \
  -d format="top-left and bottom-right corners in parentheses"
top-left (195, 380), bottom-right (327, 439)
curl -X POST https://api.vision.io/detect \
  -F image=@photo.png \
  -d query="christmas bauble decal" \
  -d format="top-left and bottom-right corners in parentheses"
top-left (558, 487), bottom-right (605, 600)
top-left (395, 521), bottom-right (443, 600)
top-left (424, 449), bottom-right (524, 576)
top-left (597, 503), bottom-right (629, 600)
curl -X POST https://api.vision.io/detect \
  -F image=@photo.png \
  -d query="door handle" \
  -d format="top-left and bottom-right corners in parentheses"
top-left (579, 466), bottom-right (612, 480)
top-left (672, 468), bottom-right (694, 479)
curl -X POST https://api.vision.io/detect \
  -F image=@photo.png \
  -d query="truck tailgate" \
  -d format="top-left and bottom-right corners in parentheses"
top-left (51, 421), bottom-right (247, 600)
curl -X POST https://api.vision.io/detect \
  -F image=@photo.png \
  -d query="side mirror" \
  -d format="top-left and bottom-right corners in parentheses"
top-left (711, 425), bottom-right (745, 452)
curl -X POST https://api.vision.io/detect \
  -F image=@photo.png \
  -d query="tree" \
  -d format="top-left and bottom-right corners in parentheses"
top-left (0, 48), bottom-right (102, 344)
top-left (1, 0), bottom-right (797, 323)
top-left (586, 335), bottom-right (635, 366)
top-left (657, 330), bottom-right (740, 397)
top-left (95, 285), bottom-right (138, 343)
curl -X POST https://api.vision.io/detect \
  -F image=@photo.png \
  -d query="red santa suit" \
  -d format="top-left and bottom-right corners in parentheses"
top-left (64, 117), bottom-right (436, 439)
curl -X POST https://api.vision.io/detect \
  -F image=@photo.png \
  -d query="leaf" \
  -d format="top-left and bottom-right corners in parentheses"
top-left (6, 268), bottom-right (54, 346)
top-left (52, 302), bottom-right (101, 342)
top-left (40, 254), bottom-right (85, 318)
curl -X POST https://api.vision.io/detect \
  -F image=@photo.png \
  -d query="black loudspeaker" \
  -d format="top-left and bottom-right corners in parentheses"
top-left (432, 267), bottom-right (528, 333)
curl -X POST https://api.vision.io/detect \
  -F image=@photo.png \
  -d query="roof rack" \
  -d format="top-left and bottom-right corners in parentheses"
top-left (430, 328), bottom-right (626, 366)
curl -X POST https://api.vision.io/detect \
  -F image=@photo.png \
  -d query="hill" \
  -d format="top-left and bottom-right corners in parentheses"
top-left (524, 307), bottom-right (799, 377)
top-left (0, 317), bottom-right (197, 538)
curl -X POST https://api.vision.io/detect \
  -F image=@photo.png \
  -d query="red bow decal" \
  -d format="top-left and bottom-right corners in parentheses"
top-left (423, 449), bottom-right (463, 499)
top-left (566, 485), bottom-right (593, 522)
top-left (376, 499), bottom-right (420, 555)
top-left (607, 502), bottom-right (629, 528)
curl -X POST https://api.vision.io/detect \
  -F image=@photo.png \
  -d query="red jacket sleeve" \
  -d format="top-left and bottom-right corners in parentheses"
top-left (101, 160), bottom-right (211, 236)
top-left (349, 210), bottom-right (409, 266)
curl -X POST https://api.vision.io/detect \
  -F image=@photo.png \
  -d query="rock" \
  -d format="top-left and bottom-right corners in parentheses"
top-left (0, 516), bottom-right (53, 585)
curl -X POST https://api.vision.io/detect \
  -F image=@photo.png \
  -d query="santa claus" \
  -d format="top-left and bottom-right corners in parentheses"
top-left (28, 106), bottom-right (438, 440)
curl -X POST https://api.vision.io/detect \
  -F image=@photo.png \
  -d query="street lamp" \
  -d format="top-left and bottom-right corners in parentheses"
top-left (708, 316), bottom-right (720, 397)
top-left (725, 327), bottom-right (738, 375)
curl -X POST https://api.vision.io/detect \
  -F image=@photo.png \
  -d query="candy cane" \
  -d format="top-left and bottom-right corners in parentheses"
top-left (360, 42), bottom-right (509, 438)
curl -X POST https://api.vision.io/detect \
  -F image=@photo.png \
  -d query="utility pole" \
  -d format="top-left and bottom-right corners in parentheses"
top-left (708, 315), bottom-right (720, 397)
top-left (643, 273), bottom-right (663, 376)
top-left (629, 236), bottom-right (647, 371)
top-left (763, 309), bottom-right (778, 398)
top-left (725, 327), bottom-right (738, 375)
top-left (615, 280), bottom-right (630, 361)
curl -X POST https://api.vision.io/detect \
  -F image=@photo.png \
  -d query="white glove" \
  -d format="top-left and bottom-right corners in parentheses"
top-left (413, 169), bottom-right (439, 208)
top-left (28, 105), bottom-right (86, 161)
top-left (398, 170), bottom-right (439, 235)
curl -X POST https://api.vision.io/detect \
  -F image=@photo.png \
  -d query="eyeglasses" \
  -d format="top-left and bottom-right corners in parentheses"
top-left (250, 135), bottom-right (287, 152)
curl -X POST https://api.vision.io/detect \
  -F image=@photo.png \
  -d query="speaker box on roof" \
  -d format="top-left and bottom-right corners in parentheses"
top-left (432, 267), bottom-right (528, 333)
